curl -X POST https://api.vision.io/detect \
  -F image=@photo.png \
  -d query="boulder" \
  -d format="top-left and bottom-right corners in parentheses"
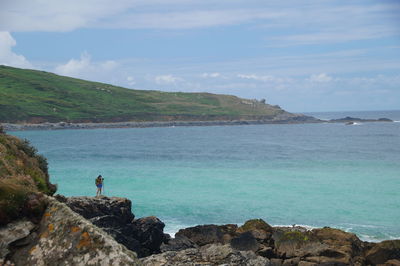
top-left (132, 216), bottom-right (166, 257)
top-left (160, 235), bottom-right (198, 252)
top-left (10, 197), bottom-right (139, 265)
top-left (365, 240), bottom-right (400, 265)
top-left (0, 220), bottom-right (35, 259)
top-left (59, 195), bottom-right (168, 257)
top-left (230, 231), bottom-right (260, 252)
top-left (140, 243), bottom-right (271, 266)
top-left (273, 227), bottom-right (365, 265)
top-left (175, 224), bottom-right (238, 246)
top-left (238, 219), bottom-right (273, 242)
top-left (312, 227), bottom-right (364, 264)
top-left (61, 195), bottom-right (134, 223)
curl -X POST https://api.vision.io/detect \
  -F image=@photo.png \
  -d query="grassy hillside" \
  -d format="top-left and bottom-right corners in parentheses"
top-left (0, 65), bottom-right (287, 123)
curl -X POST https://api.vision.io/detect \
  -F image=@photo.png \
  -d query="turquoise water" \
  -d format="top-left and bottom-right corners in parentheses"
top-left (11, 111), bottom-right (400, 241)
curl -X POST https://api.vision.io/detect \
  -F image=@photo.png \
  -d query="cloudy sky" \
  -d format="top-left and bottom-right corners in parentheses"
top-left (1, 0), bottom-right (399, 112)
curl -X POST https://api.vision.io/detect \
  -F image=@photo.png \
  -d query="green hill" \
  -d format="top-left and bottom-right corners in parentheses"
top-left (0, 65), bottom-right (291, 123)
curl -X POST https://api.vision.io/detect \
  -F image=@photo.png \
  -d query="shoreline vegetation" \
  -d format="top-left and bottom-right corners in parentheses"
top-left (2, 116), bottom-right (394, 131)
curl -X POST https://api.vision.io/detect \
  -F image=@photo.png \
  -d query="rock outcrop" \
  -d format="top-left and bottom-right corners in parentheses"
top-left (2, 195), bottom-right (400, 265)
top-left (329, 116), bottom-right (393, 123)
top-left (56, 195), bottom-right (168, 257)
top-left (141, 243), bottom-right (271, 266)
top-left (161, 219), bottom-right (400, 265)
top-left (7, 197), bottom-right (139, 265)
top-left (365, 240), bottom-right (400, 265)
top-left (0, 220), bottom-right (35, 259)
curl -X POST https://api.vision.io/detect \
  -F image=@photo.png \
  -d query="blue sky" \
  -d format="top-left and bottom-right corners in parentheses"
top-left (1, 0), bottom-right (399, 112)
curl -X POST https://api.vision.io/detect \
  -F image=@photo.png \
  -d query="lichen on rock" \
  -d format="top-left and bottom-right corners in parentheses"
top-left (10, 197), bottom-right (140, 266)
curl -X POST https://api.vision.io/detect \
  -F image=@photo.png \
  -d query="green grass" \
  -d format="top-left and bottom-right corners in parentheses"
top-left (0, 65), bottom-right (286, 123)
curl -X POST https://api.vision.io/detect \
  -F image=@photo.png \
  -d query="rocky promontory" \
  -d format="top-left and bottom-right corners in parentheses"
top-left (329, 117), bottom-right (393, 124)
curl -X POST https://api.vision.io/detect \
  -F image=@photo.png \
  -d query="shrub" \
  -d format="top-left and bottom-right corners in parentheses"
top-left (35, 154), bottom-right (49, 177)
top-left (0, 177), bottom-right (48, 225)
top-left (0, 178), bottom-right (31, 225)
top-left (0, 124), bottom-right (4, 134)
top-left (17, 139), bottom-right (38, 157)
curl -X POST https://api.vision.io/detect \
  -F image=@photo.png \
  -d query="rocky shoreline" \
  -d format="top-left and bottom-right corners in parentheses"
top-left (1, 115), bottom-right (394, 131)
top-left (1, 116), bottom-right (319, 131)
top-left (2, 195), bottom-right (399, 265)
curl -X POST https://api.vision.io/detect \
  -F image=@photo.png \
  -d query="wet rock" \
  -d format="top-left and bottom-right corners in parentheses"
top-left (298, 261), bottom-right (317, 266)
top-left (160, 235), bottom-right (198, 252)
top-left (140, 243), bottom-right (271, 266)
top-left (132, 216), bottom-right (166, 257)
top-left (365, 240), bottom-right (400, 265)
top-left (273, 229), bottom-right (319, 258)
top-left (312, 227), bottom-right (364, 264)
top-left (10, 197), bottom-right (139, 265)
top-left (282, 257), bottom-right (300, 265)
top-left (273, 227), bottom-right (365, 265)
top-left (381, 259), bottom-right (400, 266)
top-left (175, 224), bottom-right (238, 246)
top-left (230, 231), bottom-right (259, 252)
top-left (0, 220), bottom-right (35, 259)
top-left (270, 258), bottom-right (283, 266)
top-left (60, 195), bottom-right (167, 257)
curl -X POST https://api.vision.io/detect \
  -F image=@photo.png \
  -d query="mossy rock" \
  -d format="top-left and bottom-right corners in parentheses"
top-left (313, 227), bottom-right (361, 245)
top-left (238, 219), bottom-right (273, 233)
top-left (280, 231), bottom-right (311, 242)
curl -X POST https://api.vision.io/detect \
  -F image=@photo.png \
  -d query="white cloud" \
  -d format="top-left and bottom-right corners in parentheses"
top-left (0, 0), bottom-right (285, 31)
top-left (308, 73), bottom-right (333, 83)
top-left (126, 76), bottom-right (136, 86)
top-left (54, 52), bottom-right (119, 81)
top-left (268, 26), bottom-right (398, 47)
top-left (0, 0), bottom-right (398, 51)
top-left (237, 74), bottom-right (291, 84)
top-left (101, 60), bottom-right (118, 71)
top-left (237, 74), bottom-right (274, 82)
top-left (55, 52), bottom-right (91, 76)
top-left (202, 72), bottom-right (221, 78)
top-left (103, 9), bottom-right (284, 30)
top-left (154, 75), bottom-right (183, 84)
top-left (0, 31), bottom-right (32, 68)
top-left (0, 0), bottom-right (135, 32)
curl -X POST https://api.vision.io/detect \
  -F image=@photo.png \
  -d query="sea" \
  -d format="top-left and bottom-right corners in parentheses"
top-left (11, 110), bottom-right (400, 242)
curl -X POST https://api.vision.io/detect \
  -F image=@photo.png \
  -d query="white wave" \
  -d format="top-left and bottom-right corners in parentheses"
top-left (272, 224), bottom-right (316, 231)
top-left (340, 223), bottom-right (379, 229)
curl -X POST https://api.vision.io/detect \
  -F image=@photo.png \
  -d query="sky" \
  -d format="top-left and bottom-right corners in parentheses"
top-left (0, 0), bottom-right (399, 112)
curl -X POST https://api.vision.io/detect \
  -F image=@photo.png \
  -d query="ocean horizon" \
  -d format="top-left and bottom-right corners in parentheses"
top-left (11, 110), bottom-right (400, 242)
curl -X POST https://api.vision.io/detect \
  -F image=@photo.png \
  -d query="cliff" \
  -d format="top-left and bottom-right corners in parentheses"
top-left (0, 130), bottom-right (56, 225)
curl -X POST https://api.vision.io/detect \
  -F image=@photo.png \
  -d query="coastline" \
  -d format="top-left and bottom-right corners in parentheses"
top-left (2, 118), bottom-right (321, 131)
top-left (2, 116), bottom-right (395, 131)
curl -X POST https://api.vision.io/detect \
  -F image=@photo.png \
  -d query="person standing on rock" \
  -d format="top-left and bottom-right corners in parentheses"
top-left (95, 175), bottom-right (104, 196)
